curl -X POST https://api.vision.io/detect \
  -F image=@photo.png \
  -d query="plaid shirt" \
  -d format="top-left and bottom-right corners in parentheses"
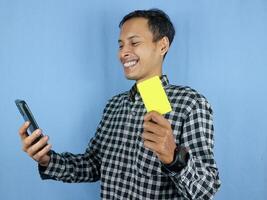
top-left (39, 75), bottom-right (221, 199)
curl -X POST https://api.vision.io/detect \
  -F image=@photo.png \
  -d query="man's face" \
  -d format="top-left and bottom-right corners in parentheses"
top-left (118, 17), bottom-right (164, 83)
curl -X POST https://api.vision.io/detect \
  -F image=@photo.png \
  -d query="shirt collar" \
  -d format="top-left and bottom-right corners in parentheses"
top-left (129, 75), bottom-right (169, 102)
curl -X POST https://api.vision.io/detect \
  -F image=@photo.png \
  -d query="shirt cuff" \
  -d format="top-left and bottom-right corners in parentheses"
top-left (38, 150), bottom-right (65, 180)
top-left (162, 154), bottom-right (199, 188)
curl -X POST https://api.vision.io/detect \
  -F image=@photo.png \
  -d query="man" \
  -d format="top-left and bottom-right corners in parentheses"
top-left (19, 9), bottom-right (221, 199)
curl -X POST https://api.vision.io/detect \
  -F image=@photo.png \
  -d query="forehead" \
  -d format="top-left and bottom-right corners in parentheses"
top-left (119, 17), bottom-right (153, 41)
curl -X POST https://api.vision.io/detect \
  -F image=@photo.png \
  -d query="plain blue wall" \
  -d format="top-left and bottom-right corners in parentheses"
top-left (0, 0), bottom-right (266, 199)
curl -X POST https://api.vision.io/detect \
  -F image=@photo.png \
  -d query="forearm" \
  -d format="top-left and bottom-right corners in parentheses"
top-left (39, 150), bottom-right (101, 183)
top-left (162, 154), bottom-right (220, 199)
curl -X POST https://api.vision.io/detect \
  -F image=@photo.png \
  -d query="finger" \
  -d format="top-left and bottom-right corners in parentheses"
top-left (144, 111), bottom-right (161, 121)
top-left (18, 121), bottom-right (30, 140)
top-left (27, 135), bottom-right (49, 157)
top-left (142, 131), bottom-right (161, 143)
top-left (32, 144), bottom-right (52, 162)
top-left (23, 129), bottom-right (42, 150)
top-left (144, 111), bottom-right (171, 129)
top-left (143, 121), bottom-right (167, 136)
top-left (143, 139), bottom-right (160, 155)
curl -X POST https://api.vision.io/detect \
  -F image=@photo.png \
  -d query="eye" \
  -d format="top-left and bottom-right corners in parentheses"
top-left (119, 44), bottom-right (123, 50)
top-left (132, 42), bottom-right (140, 47)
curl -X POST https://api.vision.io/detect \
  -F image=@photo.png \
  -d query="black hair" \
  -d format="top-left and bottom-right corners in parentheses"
top-left (119, 9), bottom-right (175, 47)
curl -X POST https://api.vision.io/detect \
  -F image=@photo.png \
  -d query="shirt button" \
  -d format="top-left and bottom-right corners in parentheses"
top-left (131, 111), bottom-right (136, 116)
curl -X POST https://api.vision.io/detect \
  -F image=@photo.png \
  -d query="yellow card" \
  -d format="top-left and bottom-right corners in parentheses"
top-left (137, 76), bottom-right (172, 114)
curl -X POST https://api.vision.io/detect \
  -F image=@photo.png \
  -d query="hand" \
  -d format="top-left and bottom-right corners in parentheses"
top-left (142, 111), bottom-right (176, 164)
top-left (18, 121), bottom-right (52, 167)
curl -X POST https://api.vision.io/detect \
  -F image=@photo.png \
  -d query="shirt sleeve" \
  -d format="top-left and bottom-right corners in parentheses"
top-left (162, 98), bottom-right (221, 199)
top-left (38, 101), bottom-right (111, 183)
top-left (38, 134), bottom-right (102, 183)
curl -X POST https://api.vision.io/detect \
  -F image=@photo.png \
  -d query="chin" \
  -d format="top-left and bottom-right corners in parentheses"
top-left (125, 75), bottom-right (137, 81)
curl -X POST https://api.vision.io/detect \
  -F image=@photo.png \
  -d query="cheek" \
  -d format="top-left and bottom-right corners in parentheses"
top-left (136, 48), bottom-right (151, 62)
top-left (140, 52), bottom-right (157, 67)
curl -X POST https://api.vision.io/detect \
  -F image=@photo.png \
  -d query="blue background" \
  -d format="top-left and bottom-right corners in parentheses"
top-left (0, 0), bottom-right (266, 199)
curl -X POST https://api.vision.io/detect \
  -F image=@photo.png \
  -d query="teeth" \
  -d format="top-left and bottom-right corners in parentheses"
top-left (124, 60), bottom-right (137, 68)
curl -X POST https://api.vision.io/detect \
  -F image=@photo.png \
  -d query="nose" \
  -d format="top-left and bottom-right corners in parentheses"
top-left (119, 45), bottom-right (132, 59)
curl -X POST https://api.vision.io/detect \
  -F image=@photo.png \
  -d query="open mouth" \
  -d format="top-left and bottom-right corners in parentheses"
top-left (123, 59), bottom-right (139, 68)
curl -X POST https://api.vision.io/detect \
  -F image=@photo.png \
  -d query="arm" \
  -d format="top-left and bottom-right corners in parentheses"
top-left (38, 132), bottom-right (102, 183)
top-left (164, 100), bottom-right (221, 199)
top-left (19, 102), bottom-right (110, 183)
top-left (142, 100), bottom-right (221, 199)
top-left (37, 101), bottom-right (113, 182)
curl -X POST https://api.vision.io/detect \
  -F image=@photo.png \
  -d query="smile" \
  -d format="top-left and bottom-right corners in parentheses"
top-left (123, 59), bottom-right (138, 68)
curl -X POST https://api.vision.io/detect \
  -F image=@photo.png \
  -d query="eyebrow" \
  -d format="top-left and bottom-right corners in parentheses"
top-left (118, 35), bottom-right (141, 43)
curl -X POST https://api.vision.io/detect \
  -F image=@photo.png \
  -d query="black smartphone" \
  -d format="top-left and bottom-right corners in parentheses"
top-left (15, 99), bottom-right (43, 141)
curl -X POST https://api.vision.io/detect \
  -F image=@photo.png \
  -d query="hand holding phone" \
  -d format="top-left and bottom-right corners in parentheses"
top-left (16, 99), bottom-right (51, 166)
top-left (15, 99), bottom-right (43, 143)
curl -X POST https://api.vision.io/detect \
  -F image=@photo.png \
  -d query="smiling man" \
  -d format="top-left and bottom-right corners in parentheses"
top-left (19, 9), bottom-right (221, 199)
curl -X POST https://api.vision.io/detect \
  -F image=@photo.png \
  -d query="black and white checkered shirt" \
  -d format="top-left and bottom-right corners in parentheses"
top-left (39, 75), bottom-right (221, 199)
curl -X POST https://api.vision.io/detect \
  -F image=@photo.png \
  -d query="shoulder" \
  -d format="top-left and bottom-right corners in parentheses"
top-left (103, 91), bottom-right (129, 112)
top-left (165, 84), bottom-right (213, 116)
top-left (166, 84), bottom-right (207, 103)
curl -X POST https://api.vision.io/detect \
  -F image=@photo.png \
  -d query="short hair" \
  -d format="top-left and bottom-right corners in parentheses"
top-left (119, 9), bottom-right (175, 47)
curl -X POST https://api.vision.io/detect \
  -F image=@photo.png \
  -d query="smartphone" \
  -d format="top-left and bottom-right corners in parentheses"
top-left (15, 99), bottom-right (43, 141)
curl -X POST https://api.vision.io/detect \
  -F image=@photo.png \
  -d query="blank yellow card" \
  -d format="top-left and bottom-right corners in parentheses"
top-left (137, 76), bottom-right (172, 114)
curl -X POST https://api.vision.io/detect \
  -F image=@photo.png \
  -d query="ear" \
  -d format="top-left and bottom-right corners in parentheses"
top-left (159, 36), bottom-right (170, 56)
